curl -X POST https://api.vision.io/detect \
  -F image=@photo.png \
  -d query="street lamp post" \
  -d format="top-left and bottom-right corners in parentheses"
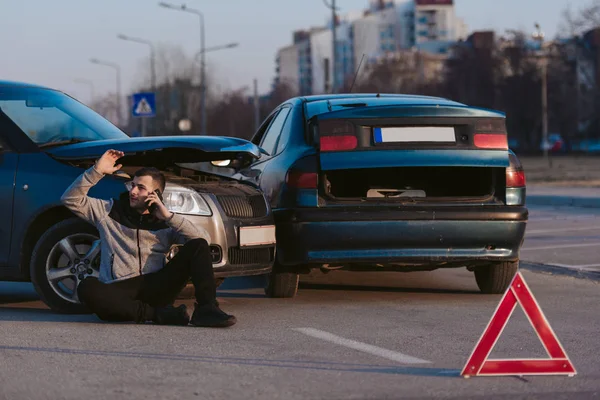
top-left (73, 78), bottom-right (95, 104)
top-left (194, 42), bottom-right (239, 60)
top-left (533, 23), bottom-right (550, 166)
top-left (117, 34), bottom-right (156, 90)
top-left (90, 58), bottom-right (123, 127)
top-left (118, 34), bottom-right (157, 136)
top-left (323, 0), bottom-right (339, 94)
top-left (159, 2), bottom-right (207, 135)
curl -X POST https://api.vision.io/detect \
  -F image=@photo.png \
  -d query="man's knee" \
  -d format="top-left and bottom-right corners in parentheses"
top-left (179, 238), bottom-right (209, 258)
top-left (183, 238), bottom-right (209, 250)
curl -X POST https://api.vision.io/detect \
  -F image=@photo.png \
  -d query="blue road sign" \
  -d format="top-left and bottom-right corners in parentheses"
top-left (132, 92), bottom-right (156, 117)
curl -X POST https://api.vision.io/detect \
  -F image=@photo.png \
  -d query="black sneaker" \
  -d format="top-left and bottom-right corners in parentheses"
top-left (153, 304), bottom-right (190, 326)
top-left (190, 303), bottom-right (237, 328)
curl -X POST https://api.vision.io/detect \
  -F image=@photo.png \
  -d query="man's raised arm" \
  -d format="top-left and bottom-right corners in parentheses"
top-left (61, 149), bottom-right (124, 225)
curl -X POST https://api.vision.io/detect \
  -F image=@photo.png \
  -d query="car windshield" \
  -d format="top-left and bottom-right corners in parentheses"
top-left (0, 86), bottom-right (128, 147)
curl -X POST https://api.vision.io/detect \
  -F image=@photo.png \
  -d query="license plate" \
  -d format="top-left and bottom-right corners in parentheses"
top-left (239, 225), bottom-right (276, 247)
top-left (374, 127), bottom-right (456, 143)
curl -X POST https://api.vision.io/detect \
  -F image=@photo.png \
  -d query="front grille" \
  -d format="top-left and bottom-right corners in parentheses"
top-left (228, 247), bottom-right (274, 265)
top-left (216, 195), bottom-right (268, 219)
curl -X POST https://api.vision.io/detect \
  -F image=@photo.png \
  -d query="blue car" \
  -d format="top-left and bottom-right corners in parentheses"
top-left (232, 94), bottom-right (528, 297)
top-left (0, 81), bottom-right (276, 313)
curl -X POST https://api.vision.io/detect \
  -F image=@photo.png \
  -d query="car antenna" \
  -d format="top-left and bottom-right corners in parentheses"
top-left (349, 53), bottom-right (366, 93)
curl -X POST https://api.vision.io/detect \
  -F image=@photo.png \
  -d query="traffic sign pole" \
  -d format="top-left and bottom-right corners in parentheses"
top-left (141, 117), bottom-right (147, 137)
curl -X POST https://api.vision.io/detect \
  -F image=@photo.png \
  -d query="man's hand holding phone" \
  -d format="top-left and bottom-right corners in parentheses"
top-left (146, 190), bottom-right (172, 221)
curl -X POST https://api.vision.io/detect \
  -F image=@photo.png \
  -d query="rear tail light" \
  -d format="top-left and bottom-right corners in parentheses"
top-left (507, 152), bottom-right (525, 188)
top-left (286, 171), bottom-right (318, 189)
top-left (506, 169), bottom-right (526, 188)
top-left (474, 134), bottom-right (508, 150)
top-left (506, 152), bottom-right (526, 205)
top-left (320, 135), bottom-right (358, 152)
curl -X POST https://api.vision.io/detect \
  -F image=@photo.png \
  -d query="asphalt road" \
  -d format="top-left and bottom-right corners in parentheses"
top-left (0, 204), bottom-right (598, 400)
top-left (521, 204), bottom-right (600, 274)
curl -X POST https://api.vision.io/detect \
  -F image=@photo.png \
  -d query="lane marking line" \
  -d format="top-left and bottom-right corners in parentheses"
top-left (294, 327), bottom-right (431, 365)
top-left (522, 242), bottom-right (600, 251)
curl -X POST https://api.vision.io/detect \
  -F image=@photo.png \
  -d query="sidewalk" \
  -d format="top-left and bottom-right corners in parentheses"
top-left (526, 185), bottom-right (600, 208)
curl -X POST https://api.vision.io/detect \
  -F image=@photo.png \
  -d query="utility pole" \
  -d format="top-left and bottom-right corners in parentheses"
top-left (323, 0), bottom-right (338, 94)
top-left (542, 58), bottom-right (549, 165)
top-left (533, 23), bottom-right (550, 167)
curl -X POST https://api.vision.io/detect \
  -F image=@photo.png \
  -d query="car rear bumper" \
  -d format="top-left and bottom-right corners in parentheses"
top-left (274, 206), bottom-right (528, 269)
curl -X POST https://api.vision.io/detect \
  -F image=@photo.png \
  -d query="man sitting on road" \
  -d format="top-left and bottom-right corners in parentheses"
top-left (61, 149), bottom-right (236, 327)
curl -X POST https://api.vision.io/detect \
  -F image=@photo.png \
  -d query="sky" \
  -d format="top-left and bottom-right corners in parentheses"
top-left (1, 0), bottom-right (579, 105)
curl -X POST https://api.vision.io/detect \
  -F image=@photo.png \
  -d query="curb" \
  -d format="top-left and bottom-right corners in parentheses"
top-left (526, 195), bottom-right (600, 208)
top-left (521, 262), bottom-right (600, 282)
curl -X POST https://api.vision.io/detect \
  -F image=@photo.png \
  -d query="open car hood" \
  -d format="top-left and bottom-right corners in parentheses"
top-left (45, 136), bottom-right (262, 168)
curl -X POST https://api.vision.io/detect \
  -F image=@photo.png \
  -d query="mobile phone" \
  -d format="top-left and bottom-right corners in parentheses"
top-left (147, 189), bottom-right (163, 213)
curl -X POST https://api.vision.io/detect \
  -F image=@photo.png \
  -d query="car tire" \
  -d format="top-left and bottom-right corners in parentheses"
top-left (30, 218), bottom-right (100, 314)
top-left (474, 261), bottom-right (519, 294)
top-left (264, 272), bottom-right (299, 298)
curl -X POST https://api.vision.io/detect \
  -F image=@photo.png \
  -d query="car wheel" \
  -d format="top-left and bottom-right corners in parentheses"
top-left (264, 271), bottom-right (299, 298)
top-left (474, 261), bottom-right (519, 294)
top-left (30, 218), bottom-right (101, 314)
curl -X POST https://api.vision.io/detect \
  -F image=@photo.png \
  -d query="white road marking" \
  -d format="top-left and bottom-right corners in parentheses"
top-left (294, 328), bottom-right (431, 365)
top-left (521, 242), bottom-right (600, 251)
top-left (527, 226), bottom-right (600, 235)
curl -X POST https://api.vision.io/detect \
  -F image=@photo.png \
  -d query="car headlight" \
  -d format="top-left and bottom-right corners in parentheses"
top-left (162, 186), bottom-right (212, 216)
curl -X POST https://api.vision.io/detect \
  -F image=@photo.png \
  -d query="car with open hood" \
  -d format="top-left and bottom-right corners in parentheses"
top-left (230, 93), bottom-right (528, 297)
top-left (0, 80), bottom-right (276, 313)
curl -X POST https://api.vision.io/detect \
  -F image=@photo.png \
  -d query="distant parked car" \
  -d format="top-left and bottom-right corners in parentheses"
top-left (0, 80), bottom-right (275, 313)
top-left (541, 133), bottom-right (565, 153)
top-left (218, 93), bottom-right (528, 297)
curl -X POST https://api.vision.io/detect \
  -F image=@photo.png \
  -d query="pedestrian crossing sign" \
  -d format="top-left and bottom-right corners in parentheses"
top-left (132, 92), bottom-right (156, 117)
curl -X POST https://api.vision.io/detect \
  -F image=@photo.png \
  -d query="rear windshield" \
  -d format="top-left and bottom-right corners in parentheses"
top-left (0, 86), bottom-right (128, 146)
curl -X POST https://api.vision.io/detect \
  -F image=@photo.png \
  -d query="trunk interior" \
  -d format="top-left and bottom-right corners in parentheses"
top-left (322, 166), bottom-right (504, 203)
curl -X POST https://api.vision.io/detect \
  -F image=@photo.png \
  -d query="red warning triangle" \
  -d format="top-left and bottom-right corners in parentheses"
top-left (461, 271), bottom-right (576, 377)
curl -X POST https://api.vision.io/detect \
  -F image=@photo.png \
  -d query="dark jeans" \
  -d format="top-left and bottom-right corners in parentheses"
top-left (77, 238), bottom-right (215, 323)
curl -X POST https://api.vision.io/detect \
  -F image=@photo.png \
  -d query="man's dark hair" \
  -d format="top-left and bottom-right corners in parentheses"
top-left (134, 167), bottom-right (166, 192)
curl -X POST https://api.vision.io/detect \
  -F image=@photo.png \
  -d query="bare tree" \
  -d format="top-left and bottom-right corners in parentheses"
top-left (90, 94), bottom-right (121, 128)
top-left (561, 0), bottom-right (600, 36)
top-left (207, 88), bottom-right (255, 139)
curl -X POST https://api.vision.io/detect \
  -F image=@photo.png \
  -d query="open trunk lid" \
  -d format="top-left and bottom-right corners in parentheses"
top-left (312, 105), bottom-right (510, 204)
top-left (314, 105), bottom-right (510, 170)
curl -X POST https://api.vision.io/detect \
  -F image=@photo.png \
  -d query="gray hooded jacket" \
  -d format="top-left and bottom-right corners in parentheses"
top-left (61, 166), bottom-right (211, 283)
